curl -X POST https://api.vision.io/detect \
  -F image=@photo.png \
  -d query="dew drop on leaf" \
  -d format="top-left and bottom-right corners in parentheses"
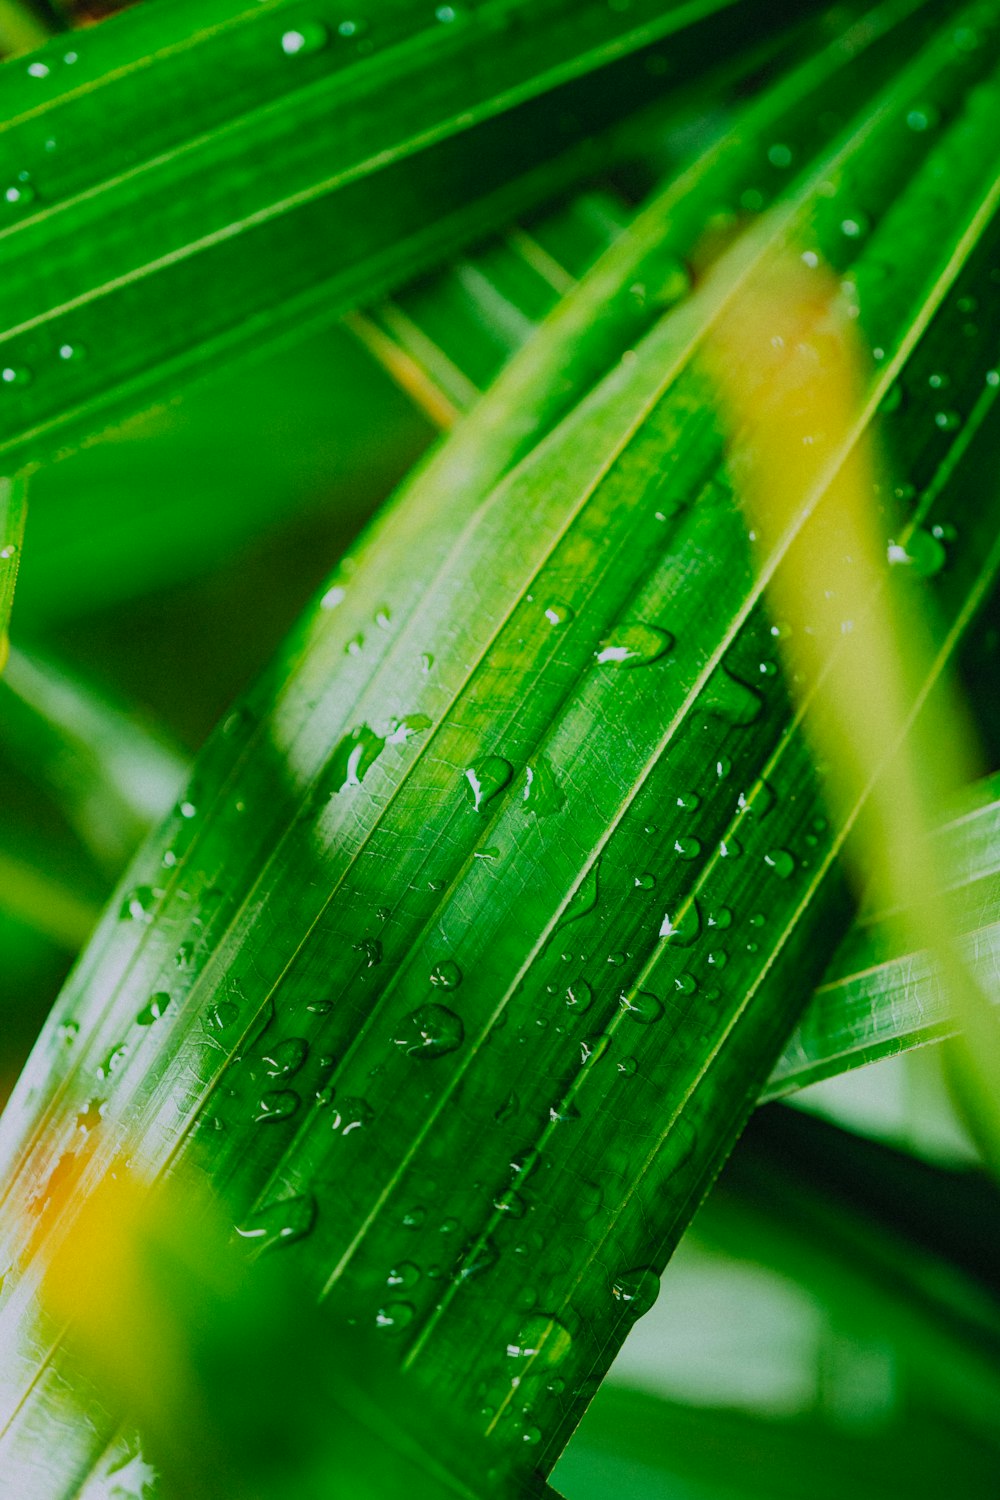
top-left (659, 899), bottom-right (701, 944)
top-left (281, 22), bottom-right (328, 55)
top-left (673, 835), bottom-right (701, 860)
top-left (205, 1000), bottom-right (238, 1033)
top-left (704, 665), bottom-right (764, 725)
top-left (595, 623), bottom-right (673, 666)
top-left (507, 1314), bottom-right (572, 1367)
top-left (355, 938), bottom-right (382, 968)
top-left (565, 978), bottom-right (593, 1014)
top-left (262, 1038), bottom-right (309, 1078)
top-left (561, 859), bottom-right (601, 925)
top-left (611, 1266), bottom-right (661, 1319)
top-left (136, 993), bottom-right (169, 1027)
top-left (429, 959), bottom-right (462, 990)
top-left (255, 1089), bottom-right (300, 1124)
top-left (331, 1096), bottom-right (374, 1134)
top-left (330, 724), bottom-right (385, 792)
top-left (120, 885), bottom-right (162, 923)
top-left (520, 756), bottom-right (565, 816)
top-left (618, 990), bottom-right (664, 1024)
top-left (887, 528), bottom-right (946, 578)
top-left (387, 1261), bottom-right (421, 1289)
top-left (494, 1189), bottom-right (526, 1218)
top-left (394, 1004), bottom-right (464, 1059)
top-left (235, 1194), bottom-right (316, 1254)
top-left (764, 849), bottom-right (795, 879)
top-left (376, 1301), bottom-right (415, 1332)
top-left (464, 756), bottom-right (513, 811)
top-left (579, 1033), bottom-right (611, 1066)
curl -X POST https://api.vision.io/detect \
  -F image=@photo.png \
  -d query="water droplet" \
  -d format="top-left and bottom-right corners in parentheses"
top-left (235, 1194), bottom-right (316, 1254)
top-left (736, 780), bottom-right (776, 819)
top-left (633, 872), bottom-right (655, 891)
top-left (840, 213), bottom-right (869, 239)
top-left (764, 849), bottom-right (795, 879)
top-left (1, 365), bottom-right (30, 387)
top-left (617, 1056), bottom-right (638, 1077)
top-left (521, 1426), bottom-right (541, 1446)
top-left (464, 756), bottom-right (513, 811)
top-left (715, 756), bottom-right (732, 780)
top-left (611, 1266), bottom-right (660, 1318)
top-left (934, 409), bottom-right (962, 432)
top-left (281, 22), bottom-right (328, 55)
top-left (673, 836), bottom-right (701, 860)
top-left (387, 1261), bottom-right (421, 1289)
top-left (137, 992), bottom-right (169, 1027)
top-left (121, 882), bottom-right (162, 918)
top-left (595, 623), bottom-right (673, 666)
top-left (402, 1205), bottom-right (426, 1229)
top-left (430, 959), bottom-right (462, 990)
top-left (580, 1033), bottom-right (611, 1065)
top-left (887, 528), bottom-right (946, 578)
top-left (346, 633), bottom-right (364, 657)
top-left (707, 906), bottom-right (732, 929)
top-left (376, 1301), bottom-right (415, 1331)
top-left (707, 949), bottom-right (728, 969)
top-left (262, 1038), bottom-right (309, 1078)
top-left (565, 979), bottom-right (592, 1014)
top-left (906, 104), bottom-right (938, 131)
top-left (704, 665), bottom-right (764, 725)
top-left (355, 938), bottom-right (382, 968)
top-left (75, 1099), bottom-right (104, 1134)
top-left (4, 182), bottom-right (34, 207)
top-left (561, 859), bottom-right (601, 924)
top-left (520, 756), bottom-right (565, 816)
top-left (674, 972), bottom-right (698, 995)
top-left (320, 584), bottom-right (345, 609)
top-left (494, 1188), bottom-right (526, 1218)
top-left (454, 1236), bottom-right (499, 1283)
top-left (543, 601), bottom-right (574, 626)
top-left (331, 1096), bottom-right (374, 1134)
top-left (675, 790), bottom-right (700, 811)
top-left (719, 837), bottom-right (742, 859)
top-left (507, 1315), bottom-right (572, 1367)
top-left (96, 1043), bottom-right (127, 1080)
top-left (618, 990), bottom-right (664, 1024)
top-left (385, 713), bottom-right (431, 745)
top-left (394, 1004), bottom-right (464, 1059)
top-left (255, 1089), bottom-right (300, 1123)
top-left (330, 724), bottom-right (385, 791)
top-left (420, 652), bottom-right (434, 674)
top-left (59, 1019), bottom-right (79, 1044)
top-left (206, 1000), bottom-right (238, 1033)
top-left (659, 899), bottom-right (701, 945)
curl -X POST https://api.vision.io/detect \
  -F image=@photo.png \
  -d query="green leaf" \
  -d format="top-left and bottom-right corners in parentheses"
top-left (0, 646), bottom-right (187, 872)
top-left (0, 0), bottom-right (787, 468)
top-left (0, 472), bottom-right (26, 666)
top-left (4, 0), bottom-right (1000, 1491)
top-left (768, 771), bottom-right (1000, 1097)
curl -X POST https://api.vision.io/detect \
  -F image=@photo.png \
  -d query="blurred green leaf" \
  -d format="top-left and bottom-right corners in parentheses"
top-left (0, 0), bottom-right (801, 468)
top-left (768, 771), bottom-right (1000, 1096)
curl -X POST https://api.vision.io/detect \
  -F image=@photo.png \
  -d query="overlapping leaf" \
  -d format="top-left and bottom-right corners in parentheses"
top-left (0, 0), bottom-right (803, 467)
